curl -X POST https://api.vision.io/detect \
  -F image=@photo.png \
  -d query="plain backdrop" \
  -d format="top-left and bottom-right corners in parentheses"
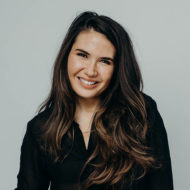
top-left (0, 0), bottom-right (189, 189)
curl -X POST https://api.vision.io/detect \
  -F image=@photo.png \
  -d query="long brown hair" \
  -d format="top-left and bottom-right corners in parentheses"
top-left (38, 11), bottom-right (160, 189)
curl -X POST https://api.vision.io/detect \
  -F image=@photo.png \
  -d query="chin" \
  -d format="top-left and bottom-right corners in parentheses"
top-left (77, 95), bottom-right (99, 100)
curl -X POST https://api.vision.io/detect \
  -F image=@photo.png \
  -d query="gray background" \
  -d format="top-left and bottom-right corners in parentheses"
top-left (0, 0), bottom-right (189, 189)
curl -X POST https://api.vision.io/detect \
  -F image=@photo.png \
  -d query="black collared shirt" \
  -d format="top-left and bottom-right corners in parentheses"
top-left (15, 95), bottom-right (173, 190)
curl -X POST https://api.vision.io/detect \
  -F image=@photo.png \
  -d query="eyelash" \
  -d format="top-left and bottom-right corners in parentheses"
top-left (77, 53), bottom-right (112, 65)
top-left (77, 53), bottom-right (87, 58)
top-left (101, 60), bottom-right (111, 65)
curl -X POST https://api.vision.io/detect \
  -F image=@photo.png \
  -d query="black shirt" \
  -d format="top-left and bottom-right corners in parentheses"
top-left (15, 95), bottom-right (174, 190)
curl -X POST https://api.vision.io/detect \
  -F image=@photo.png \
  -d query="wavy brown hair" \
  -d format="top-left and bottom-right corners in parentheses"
top-left (38, 11), bottom-right (160, 189)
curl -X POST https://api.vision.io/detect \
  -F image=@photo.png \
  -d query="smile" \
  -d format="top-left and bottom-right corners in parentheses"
top-left (78, 77), bottom-right (98, 86)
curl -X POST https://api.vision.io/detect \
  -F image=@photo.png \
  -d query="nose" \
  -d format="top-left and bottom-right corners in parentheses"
top-left (84, 61), bottom-right (98, 77)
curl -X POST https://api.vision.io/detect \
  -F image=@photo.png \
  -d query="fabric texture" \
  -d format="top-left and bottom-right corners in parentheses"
top-left (15, 94), bottom-right (174, 190)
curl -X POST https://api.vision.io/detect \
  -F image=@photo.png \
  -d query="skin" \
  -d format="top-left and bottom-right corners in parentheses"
top-left (67, 29), bottom-right (116, 149)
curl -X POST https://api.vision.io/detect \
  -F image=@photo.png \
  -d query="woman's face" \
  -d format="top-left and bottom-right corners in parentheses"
top-left (67, 29), bottom-right (115, 102)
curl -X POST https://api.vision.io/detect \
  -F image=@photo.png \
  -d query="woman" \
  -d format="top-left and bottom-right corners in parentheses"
top-left (15, 11), bottom-right (173, 190)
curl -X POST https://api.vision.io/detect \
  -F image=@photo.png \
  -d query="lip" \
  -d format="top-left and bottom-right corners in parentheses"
top-left (77, 76), bottom-right (99, 82)
top-left (77, 77), bottom-right (99, 89)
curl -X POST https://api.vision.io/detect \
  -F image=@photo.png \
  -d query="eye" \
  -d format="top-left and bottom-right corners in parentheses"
top-left (101, 59), bottom-right (112, 65)
top-left (77, 53), bottom-right (88, 58)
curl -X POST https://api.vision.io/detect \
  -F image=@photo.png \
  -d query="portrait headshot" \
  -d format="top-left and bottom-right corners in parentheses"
top-left (0, 0), bottom-right (189, 190)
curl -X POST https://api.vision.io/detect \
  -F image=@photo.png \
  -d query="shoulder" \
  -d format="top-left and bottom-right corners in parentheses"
top-left (142, 92), bottom-right (157, 110)
top-left (142, 92), bottom-right (159, 121)
top-left (141, 92), bottom-right (167, 136)
top-left (142, 93), bottom-right (168, 146)
top-left (25, 109), bottom-right (51, 142)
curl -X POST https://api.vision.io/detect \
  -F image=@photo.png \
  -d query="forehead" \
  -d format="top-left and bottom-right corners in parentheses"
top-left (72, 30), bottom-right (116, 57)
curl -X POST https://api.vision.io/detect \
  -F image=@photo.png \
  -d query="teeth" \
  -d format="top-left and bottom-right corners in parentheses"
top-left (79, 78), bottom-right (97, 85)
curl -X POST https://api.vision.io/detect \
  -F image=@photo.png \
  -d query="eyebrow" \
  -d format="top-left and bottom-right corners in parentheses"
top-left (75, 49), bottom-right (89, 55)
top-left (75, 48), bottom-right (114, 62)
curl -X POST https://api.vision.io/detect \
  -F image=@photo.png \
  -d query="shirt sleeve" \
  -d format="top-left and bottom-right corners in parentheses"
top-left (146, 98), bottom-right (174, 190)
top-left (15, 121), bottom-right (50, 190)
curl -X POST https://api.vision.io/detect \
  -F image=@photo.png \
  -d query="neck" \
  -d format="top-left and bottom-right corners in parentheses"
top-left (76, 97), bottom-right (100, 113)
top-left (75, 98), bottom-right (99, 132)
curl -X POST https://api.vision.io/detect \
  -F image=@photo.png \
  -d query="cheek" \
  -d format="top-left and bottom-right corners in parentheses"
top-left (67, 56), bottom-right (82, 76)
top-left (101, 66), bottom-right (114, 80)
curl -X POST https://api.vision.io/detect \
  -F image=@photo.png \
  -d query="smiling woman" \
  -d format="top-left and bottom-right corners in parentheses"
top-left (15, 11), bottom-right (173, 190)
